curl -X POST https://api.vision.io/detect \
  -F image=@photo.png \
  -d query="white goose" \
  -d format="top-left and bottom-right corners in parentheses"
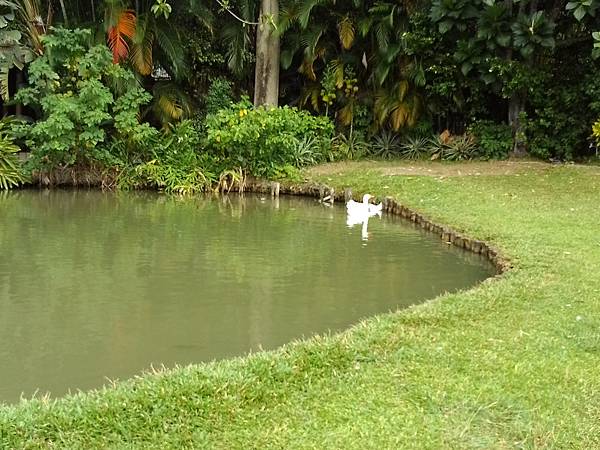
top-left (346, 194), bottom-right (382, 241)
top-left (346, 194), bottom-right (382, 216)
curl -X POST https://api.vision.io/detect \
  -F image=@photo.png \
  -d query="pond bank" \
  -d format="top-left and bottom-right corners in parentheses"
top-left (1, 161), bottom-right (599, 448)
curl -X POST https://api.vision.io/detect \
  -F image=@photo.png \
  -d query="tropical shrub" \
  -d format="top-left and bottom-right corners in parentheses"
top-left (370, 131), bottom-right (401, 159)
top-left (468, 120), bottom-right (512, 160)
top-left (516, 53), bottom-right (600, 160)
top-left (525, 88), bottom-right (591, 160)
top-left (204, 78), bottom-right (235, 117)
top-left (443, 134), bottom-right (478, 161)
top-left (291, 136), bottom-right (327, 167)
top-left (205, 102), bottom-right (334, 177)
top-left (400, 136), bottom-right (430, 160)
top-left (15, 28), bottom-right (152, 169)
top-left (428, 133), bottom-right (478, 161)
top-left (121, 120), bottom-right (217, 194)
top-left (0, 3), bottom-right (35, 102)
top-left (427, 134), bottom-right (446, 159)
top-left (0, 119), bottom-right (26, 189)
top-left (0, 142), bottom-right (24, 190)
top-left (329, 133), bottom-right (368, 161)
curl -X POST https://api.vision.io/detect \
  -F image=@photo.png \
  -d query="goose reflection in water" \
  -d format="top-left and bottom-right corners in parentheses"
top-left (346, 210), bottom-right (382, 241)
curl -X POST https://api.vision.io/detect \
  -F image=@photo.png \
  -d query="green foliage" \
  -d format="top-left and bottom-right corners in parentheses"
top-left (442, 134), bottom-right (478, 161)
top-left (4, 0), bottom-right (600, 177)
top-left (468, 120), bottom-right (512, 160)
top-left (290, 136), bottom-right (326, 167)
top-left (593, 119), bottom-right (600, 146)
top-left (204, 78), bottom-right (234, 117)
top-left (329, 132), bottom-right (368, 161)
top-left (181, 25), bottom-right (228, 102)
top-left (205, 102), bottom-right (334, 177)
top-left (399, 136), bottom-right (430, 160)
top-left (151, 0), bottom-right (172, 20)
top-left (407, 119), bottom-right (434, 139)
top-left (0, 4), bottom-right (34, 101)
top-left (123, 120), bottom-right (217, 194)
top-left (272, 164), bottom-right (303, 182)
top-left (370, 131), bottom-right (401, 159)
top-left (151, 82), bottom-right (192, 128)
top-left (566, 0), bottom-right (600, 22)
top-left (522, 64), bottom-right (600, 160)
top-left (428, 133), bottom-right (478, 161)
top-left (15, 28), bottom-right (151, 169)
top-left (426, 134), bottom-right (446, 159)
top-left (319, 62), bottom-right (338, 111)
top-left (0, 118), bottom-right (26, 189)
top-left (511, 11), bottom-right (555, 58)
top-left (113, 88), bottom-right (156, 148)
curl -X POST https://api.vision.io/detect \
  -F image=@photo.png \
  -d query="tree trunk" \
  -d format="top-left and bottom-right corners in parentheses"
top-left (15, 71), bottom-right (23, 117)
top-left (508, 93), bottom-right (527, 157)
top-left (253, 0), bottom-right (279, 107)
top-left (58, 0), bottom-right (68, 26)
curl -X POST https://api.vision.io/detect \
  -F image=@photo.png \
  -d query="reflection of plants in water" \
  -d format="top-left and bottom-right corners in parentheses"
top-left (0, 191), bottom-right (488, 330)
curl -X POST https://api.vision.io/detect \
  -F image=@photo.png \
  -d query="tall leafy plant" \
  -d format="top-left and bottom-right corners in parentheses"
top-left (279, 0), bottom-right (424, 131)
top-left (205, 100), bottom-right (334, 177)
top-left (15, 28), bottom-right (151, 168)
top-left (0, 118), bottom-right (26, 189)
top-left (429, 0), bottom-right (559, 154)
top-left (102, 0), bottom-right (192, 126)
top-left (0, 1), bottom-right (36, 100)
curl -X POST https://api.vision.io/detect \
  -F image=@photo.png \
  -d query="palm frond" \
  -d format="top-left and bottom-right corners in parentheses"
top-left (0, 134), bottom-right (25, 190)
top-left (107, 9), bottom-right (136, 63)
top-left (330, 58), bottom-right (344, 88)
top-left (298, 82), bottom-right (321, 111)
top-left (130, 14), bottom-right (153, 76)
top-left (297, 0), bottom-right (330, 29)
top-left (221, 22), bottom-right (252, 76)
top-left (300, 25), bottom-right (325, 57)
top-left (152, 82), bottom-right (192, 127)
top-left (154, 22), bottom-right (187, 79)
top-left (17, 0), bottom-right (45, 54)
top-left (374, 84), bottom-right (421, 131)
top-left (187, 0), bottom-right (214, 31)
top-left (337, 99), bottom-right (356, 127)
top-left (278, 4), bottom-right (300, 36)
top-left (338, 15), bottom-right (355, 50)
top-left (374, 21), bottom-right (390, 51)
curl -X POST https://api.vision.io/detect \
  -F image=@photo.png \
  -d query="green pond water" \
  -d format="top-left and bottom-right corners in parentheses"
top-left (0, 190), bottom-right (495, 404)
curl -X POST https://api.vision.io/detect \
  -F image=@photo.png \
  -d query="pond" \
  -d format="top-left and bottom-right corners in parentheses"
top-left (0, 190), bottom-right (495, 403)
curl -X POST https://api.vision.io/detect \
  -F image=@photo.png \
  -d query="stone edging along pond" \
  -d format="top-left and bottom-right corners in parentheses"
top-left (244, 178), bottom-right (511, 276)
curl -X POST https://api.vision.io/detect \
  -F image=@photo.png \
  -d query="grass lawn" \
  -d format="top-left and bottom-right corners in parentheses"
top-left (1, 161), bottom-right (599, 449)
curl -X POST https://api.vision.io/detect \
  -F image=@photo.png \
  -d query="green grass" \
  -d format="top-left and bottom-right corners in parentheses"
top-left (2, 161), bottom-right (600, 449)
